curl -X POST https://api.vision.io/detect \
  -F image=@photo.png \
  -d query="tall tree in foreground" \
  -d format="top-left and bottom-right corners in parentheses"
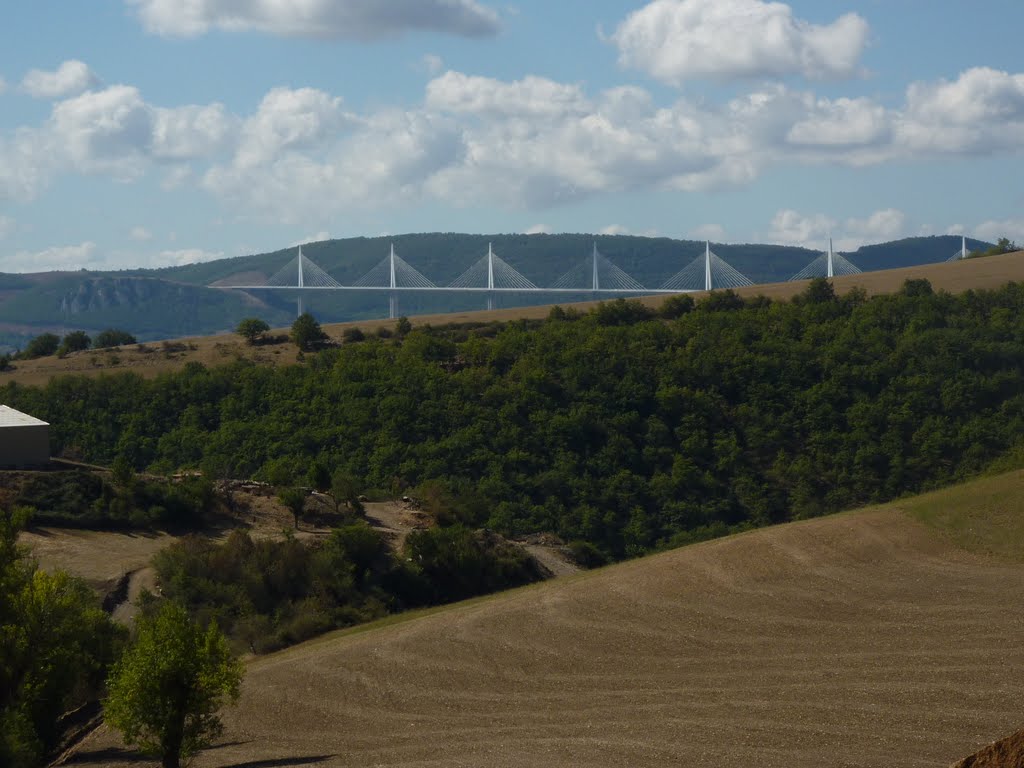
top-left (105, 602), bottom-right (242, 768)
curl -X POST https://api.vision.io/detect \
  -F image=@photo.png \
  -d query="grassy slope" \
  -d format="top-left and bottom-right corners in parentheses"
top-left (70, 470), bottom-right (1024, 768)
top-left (5, 249), bottom-right (1024, 388)
top-left (899, 469), bottom-right (1024, 563)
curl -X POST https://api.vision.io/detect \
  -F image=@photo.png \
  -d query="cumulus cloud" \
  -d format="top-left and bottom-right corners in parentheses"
top-left (426, 72), bottom-right (590, 117)
top-left (787, 97), bottom-right (890, 148)
top-left (524, 224), bottom-right (551, 234)
top-left (5, 241), bottom-right (98, 272)
top-left (897, 67), bottom-right (1024, 154)
top-left (127, 0), bottom-right (500, 39)
top-left (974, 218), bottom-right (1024, 244)
top-left (767, 208), bottom-right (909, 250)
top-left (234, 87), bottom-right (348, 169)
top-left (5, 63), bottom-right (1024, 225)
top-left (844, 208), bottom-right (905, 241)
top-left (48, 85), bottom-right (236, 178)
top-left (129, 226), bottom-right (152, 241)
top-left (767, 209), bottom-right (835, 247)
top-left (611, 0), bottom-right (868, 85)
top-left (21, 60), bottom-right (99, 99)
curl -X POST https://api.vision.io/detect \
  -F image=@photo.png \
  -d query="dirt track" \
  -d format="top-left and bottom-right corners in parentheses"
top-left (66, 506), bottom-right (1024, 768)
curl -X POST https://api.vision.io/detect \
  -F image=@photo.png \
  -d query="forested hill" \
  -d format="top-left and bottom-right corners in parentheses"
top-left (8, 278), bottom-right (1024, 561)
top-left (152, 233), bottom-right (986, 289)
top-left (0, 233), bottom-right (991, 350)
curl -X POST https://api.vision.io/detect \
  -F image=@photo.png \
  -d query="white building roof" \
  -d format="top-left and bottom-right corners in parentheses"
top-left (0, 405), bottom-right (49, 427)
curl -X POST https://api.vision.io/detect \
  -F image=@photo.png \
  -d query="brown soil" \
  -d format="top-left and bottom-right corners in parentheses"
top-left (5, 251), bottom-right (1024, 388)
top-left (63, 507), bottom-right (1024, 768)
top-left (951, 728), bottom-right (1024, 767)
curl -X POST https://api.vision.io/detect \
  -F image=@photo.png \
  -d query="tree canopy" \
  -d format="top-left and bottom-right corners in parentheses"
top-left (235, 318), bottom-right (270, 345)
top-left (0, 507), bottom-right (122, 767)
top-left (290, 313), bottom-right (328, 351)
top-left (104, 601), bottom-right (242, 768)
top-left (8, 280), bottom-right (1024, 561)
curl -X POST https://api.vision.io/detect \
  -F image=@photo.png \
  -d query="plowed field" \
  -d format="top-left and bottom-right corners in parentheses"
top-left (67, 472), bottom-right (1024, 767)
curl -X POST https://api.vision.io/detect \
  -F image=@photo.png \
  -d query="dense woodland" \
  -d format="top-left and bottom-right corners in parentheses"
top-left (6, 277), bottom-right (1024, 560)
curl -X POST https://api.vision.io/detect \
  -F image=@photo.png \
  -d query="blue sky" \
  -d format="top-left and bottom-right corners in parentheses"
top-left (1, 0), bottom-right (1023, 271)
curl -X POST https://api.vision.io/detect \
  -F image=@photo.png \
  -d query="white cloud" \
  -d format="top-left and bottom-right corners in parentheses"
top-left (767, 208), bottom-right (910, 250)
top-left (690, 223), bottom-right (726, 241)
top-left (598, 224), bottom-right (659, 237)
top-left (152, 103), bottom-right (236, 160)
top-left (974, 219), bottom-right (1024, 244)
top-left (234, 87), bottom-right (348, 169)
top-left (5, 241), bottom-right (98, 272)
top-left (524, 224), bottom-right (551, 234)
top-left (49, 85), bottom-right (154, 178)
top-left (48, 85), bottom-right (237, 179)
top-left (157, 248), bottom-right (224, 266)
top-left (21, 60), bottom-right (99, 99)
top-left (129, 226), bottom-right (152, 241)
top-left (787, 97), bottom-right (890, 148)
top-left (767, 209), bottom-right (836, 247)
top-left (290, 231), bottom-right (331, 246)
top-left (6, 64), bottom-right (1024, 226)
top-left (421, 54), bottom-right (445, 76)
top-left (611, 0), bottom-right (868, 85)
top-left (426, 71), bottom-right (590, 118)
top-left (897, 67), bottom-right (1024, 154)
top-left (127, 0), bottom-right (500, 39)
top-left (0, 216), bottom-right (14, 239)
top-left (0, 130), bottom-right (53, 201)
top-left (843, 208), bottom-right (905, 241)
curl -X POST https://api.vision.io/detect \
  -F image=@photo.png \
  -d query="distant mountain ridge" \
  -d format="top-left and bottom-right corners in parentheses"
top-left (0, 233), bottom-right (992, 350)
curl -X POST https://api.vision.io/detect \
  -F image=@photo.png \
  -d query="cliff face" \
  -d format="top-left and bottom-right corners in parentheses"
top-left (60, 277), bottom-right (180, 314)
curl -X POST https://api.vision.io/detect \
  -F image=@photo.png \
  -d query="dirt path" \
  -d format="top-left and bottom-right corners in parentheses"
top-left (362, 500), bottom-right (430, 551)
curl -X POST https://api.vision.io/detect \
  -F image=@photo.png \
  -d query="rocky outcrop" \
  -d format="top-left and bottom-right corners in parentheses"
top-left (952, 728), bottom-right (1024, 768)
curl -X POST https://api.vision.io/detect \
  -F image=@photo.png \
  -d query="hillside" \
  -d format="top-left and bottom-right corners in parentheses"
top-left (0, 233), bottom-right (991, 350)
top-left (5, 247), bottom-right (1022, 388)
top-left (66, 470), bottom-right (1024, 767)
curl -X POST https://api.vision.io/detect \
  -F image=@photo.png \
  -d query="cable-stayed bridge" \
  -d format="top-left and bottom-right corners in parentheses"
top-left (217, 241), bottom-right (759, 317)
top-left (789, 239), bottom-right (862, 281)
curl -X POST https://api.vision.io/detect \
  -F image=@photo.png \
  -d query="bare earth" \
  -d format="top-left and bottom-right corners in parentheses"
top-left (6, 251), bottom-right (1024, 387)
top-left (64, 505), bottom-right (1024, 768)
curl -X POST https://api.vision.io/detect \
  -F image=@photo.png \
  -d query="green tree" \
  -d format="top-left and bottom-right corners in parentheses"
top-left (235, 318), bottom-right (270, 346)
top-left (19, 333), bottom-right (59, 359)
top-left (105, 601), bottom-right (242, 768)
top-left (278, 487), bottom-right (307, 529)
top-left (57, 330), bottom-right (92, 357)
top-left (94, 328), bottom-right (137, 348)
top-left (394, 316), bottom-right (412, 337)
top-left (1, 507), bottom-right (122, 767)
top-left (330, 469), bottom-right (363, 514)
top-left (290, 313), bottom-right (327, 351)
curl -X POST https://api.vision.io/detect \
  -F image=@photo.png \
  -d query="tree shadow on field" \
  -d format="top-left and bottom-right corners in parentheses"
top-left (218, 757), bottom-right (335, 768)
top-left (63, 746), bottom-right (145, 763)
